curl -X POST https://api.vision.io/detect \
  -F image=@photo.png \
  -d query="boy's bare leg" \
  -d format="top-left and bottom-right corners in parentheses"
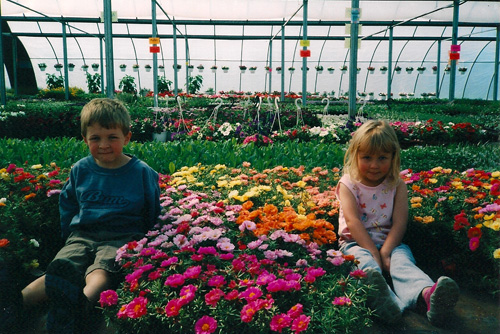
top-left (22, 275), bottom-right (48, 306)
top-left (83, 269), bottom-right (112, 304)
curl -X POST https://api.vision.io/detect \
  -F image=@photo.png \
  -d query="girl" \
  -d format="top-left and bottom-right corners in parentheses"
top-left (336, 120), bottom-right (459, 326)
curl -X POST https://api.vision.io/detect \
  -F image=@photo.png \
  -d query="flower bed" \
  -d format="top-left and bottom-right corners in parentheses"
top-left (1, 161), bottom-right (499, 332)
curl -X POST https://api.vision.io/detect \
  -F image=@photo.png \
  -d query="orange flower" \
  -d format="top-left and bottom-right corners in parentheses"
top-left (24, 193), bottom-right (36, 200)
top-left (0, 239), bottom-right (10, 248)
top-left (242, 201), bottom-right (254, 210)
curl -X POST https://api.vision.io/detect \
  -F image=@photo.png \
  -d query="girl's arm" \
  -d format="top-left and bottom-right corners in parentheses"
top-left (338, 183), bottom-right (383, 269)
top-left (379, 180), bottom-right (409, 271)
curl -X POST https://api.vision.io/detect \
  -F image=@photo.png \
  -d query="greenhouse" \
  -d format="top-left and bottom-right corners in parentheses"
top-left (0, 1), bottom-right (500, 334)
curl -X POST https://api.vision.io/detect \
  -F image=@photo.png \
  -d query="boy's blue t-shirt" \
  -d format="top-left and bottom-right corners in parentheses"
top-left (59, 155), bottom-right (161, 239)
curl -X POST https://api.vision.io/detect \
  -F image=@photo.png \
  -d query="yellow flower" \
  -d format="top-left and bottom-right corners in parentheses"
top-left (431, 167), bottom-right (443, 173)
top-left (422, 216), bottom-right (435, 224)
top-left (428, 178), bottom-right (438, 184)
top-left (484, 213), bottom-right (496, 221)
top-left (451, 181), bottom-right (463, 190)
top-left (31, 164), bottom-right (43, 169)
top-left (410, 197), bottom-right (423, 203)
top-left (491, 171), bottom-right (500, 178)
top-left (296, 181), bottom-right (306, 188)
top-left (1, 172), bottom-right (9, 181)
top-left (494, 248), bottom-right (500, 259)
top-left (216, 180), bottom-right (229, 188)
top-left (442, 168), bottom-right (452, 174)
top-left (298, 203), bottom-right (306, 215)
top-left (37, 174), bottom-right (47, 180)
top-left (227, 190), bottom-right (239, 199)
top-left (411, 203), bottom-right (422, 208)
top-left (214, 164), bottom-right (226, 170)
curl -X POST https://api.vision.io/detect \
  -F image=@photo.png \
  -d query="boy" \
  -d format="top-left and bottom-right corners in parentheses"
top-left (1, 98), bottom-right (161, 333)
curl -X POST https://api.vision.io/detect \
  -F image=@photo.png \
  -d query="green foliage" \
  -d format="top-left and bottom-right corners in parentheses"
top-left (86, 72), bottom-right (101, 94)
top-left (45, 73), bottom-right (64, 90)
top-left (119, 75), bottom-right (137, 95)
top-left (158, 76), bottom-right (172, 92)
top-left (186, 74), bottom-right (203, 94)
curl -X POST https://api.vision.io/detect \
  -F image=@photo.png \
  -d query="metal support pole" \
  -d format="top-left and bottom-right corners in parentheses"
top-left (437, 40), bottom-right (441, 98)
top-left (0, 12), bottom-right (7, 106)
top-left (173, 23), bottom-right (178, 96)
top-left (103, 0), bottom-right (115, 98)
top-left (387, 27), bottom-right (393, 100)
top-left (348, 0), bottom-right (360, 121)
top-left (301, 0), bottom-right (308, 106)
top-left (152, 1), bottom-right (158, 107)
top-left (269, 41), bottom-right (273, 94)
top-left (12, 38), bottom-right (17, 96)
top-left (494, 26), bottom-right (499, 101)
top-left (100, 38), bottom-right (104, 94)
top-left (281, 23), bottom-right (285, 101)
top-left (62, 22), bottom-right (69, 100)
top-left (449, 0), bottom-right (459, 101)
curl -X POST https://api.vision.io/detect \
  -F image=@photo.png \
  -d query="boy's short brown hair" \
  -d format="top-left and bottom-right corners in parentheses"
top-left (80, 98), bottom-right (131, 136)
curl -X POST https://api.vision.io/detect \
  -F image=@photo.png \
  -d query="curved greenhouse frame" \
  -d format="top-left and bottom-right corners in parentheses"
top-left (1, 0), bottom-right (499, 116)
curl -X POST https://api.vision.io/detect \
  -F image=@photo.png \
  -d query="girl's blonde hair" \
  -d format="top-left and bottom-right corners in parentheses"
top-left (80, 98), bottom-right (131, 136)
top-left (343, 120), bottom-right (401, 187)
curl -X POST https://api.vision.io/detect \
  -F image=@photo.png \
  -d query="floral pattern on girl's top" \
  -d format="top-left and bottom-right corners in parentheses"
top-left (337, 174), bottom-right (396, 246)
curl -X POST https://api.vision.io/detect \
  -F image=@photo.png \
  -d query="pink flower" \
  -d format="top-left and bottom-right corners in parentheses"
top-left (270, 313), bottom-right (292, 333)
top-left (291, 314), bottom-right (311, 333)
top-left (160, 256), bottom-right (179, 267)
top-left (239, 286), bottom-right (263, 302)
top-left (349, 269), bottom-right (367, 279)
top-left (333, 296), bottom-right (352, 306)
top-left (198, 246), bottom-right (217, 255)
top-left (240, 301), bottom-right (258, 323)
top-left (179, 284), bottom-right (197, 304)
top-left (195, 315), bottom-right (217, 334)
top-left (205, 288), bottom-right (224, 307)
top-left (469, 237), bottom-right (480, 251)
top-left (165, 299), bottom-right (182, 317)
top-left (208, 275), bottom-right (227, 288)
top-left (165, 273), bottom-right (185, 288)
top-left (99, 290), bottom-right (118, 307)
top-left (183, 265), bottom-right (202, 279)
top-left (224, 289), bottom-right (239, 300)
top-left (287, 303), bottom-right (303, 318)
top-left (125, 297), bottom-right (148, 319)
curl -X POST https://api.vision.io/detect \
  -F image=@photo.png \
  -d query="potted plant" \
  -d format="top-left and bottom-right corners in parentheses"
top-left (145, 64), bottom-right (152, 72)
top-left (91, 63), bottom-right (99, 71)
top-left (379, 92), bottom-right (387, 100)
top-left (340, 65), bottom-right (348, 72)
top-left (327, 67), bottom-right (335, 74)
top-left (288, 66), bottom-right (295, 72)
top-left (458, 67), bottom-right (467, 74)
top-left (239, 65), bottom-right (247, 73)
top-left (249, 66), bottom-right (257, 73)
top-left (315, 65), bottom-right (323, 73)
top-left (68, 63), bottom-right (75, 71)
top-left (394, 65), bottom-right (402, 73)
top-left (173, 64), bottom-right (181, 71)
top-left (301, 66), bottom-right (309, 71)
top-left (406, 66), bottom-right (414, 73)
top-left (357, 67), bottom-right (361, 73)
top-left (265, 66), bottom-right (271, 72)
top-left (54, 63), bottom-right (63, 71)
top-left (432, 65), bottom-right (438, 73)
top-left (379, 65), bottom-right (388, 73)
top-left (197, 64), bottom-right (204, 72)
top-left (367, 66), bottom-right (375, 73)
top-left (368, 92), bottom-right (374, 100)
top-left (210, 65), bottom-right (217, 73)
top-left (119, 64), bottom-right (127, 72)
top-left (444, 65), bottom-right (451, 73)
top-left (38, 63), bottom-right (47, 71)
top-left (81, 64), bottom-right (89, 71)
top-left (187, 65), bottom-right (194, 72)
top-left (159, 65), bottom-right (165, 72)
top-left (221, 66), bottom-right (229, 73)
top-left (417, 66), bottom-right (426, 74)
top-left (276, 66), bottom-right (282, 73)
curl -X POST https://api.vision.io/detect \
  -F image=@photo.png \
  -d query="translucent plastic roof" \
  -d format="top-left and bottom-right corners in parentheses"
top-left (4, 0), bottom-right (500, 23)
top-left (2, 1), bottom-right (499, 100)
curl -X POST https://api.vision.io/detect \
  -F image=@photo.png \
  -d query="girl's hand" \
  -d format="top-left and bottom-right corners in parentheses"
top-left (380, 249), bottom-right (392, 272)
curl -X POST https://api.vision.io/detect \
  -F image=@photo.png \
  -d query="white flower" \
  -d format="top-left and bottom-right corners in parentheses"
top-left (29, 239), bottom-right (40, 247)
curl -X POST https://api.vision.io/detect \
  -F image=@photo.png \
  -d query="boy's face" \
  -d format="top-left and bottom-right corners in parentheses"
top-left (83, 123), bottom-right (132, 169)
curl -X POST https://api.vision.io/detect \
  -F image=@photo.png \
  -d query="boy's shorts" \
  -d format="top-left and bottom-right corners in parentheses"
top-left (51, 230), bottom-right (143, 277)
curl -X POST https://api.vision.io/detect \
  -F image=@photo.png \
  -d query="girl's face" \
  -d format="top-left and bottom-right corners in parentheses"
top-left (83, 123), bottom-right (131, 169)
top-left (356, 149), bottom-right (393, 187)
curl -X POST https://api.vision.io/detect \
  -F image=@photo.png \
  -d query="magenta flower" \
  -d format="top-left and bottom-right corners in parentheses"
top-left (239, 286), bottom-right (263, 302)
top-left (333, 296), bottom-right (352, 306)
top-left (160, 256), bottom-right (179, 267)
top-left (165, 299), bottom-right (182, 317)
top-left (125, 297), bottom-right (148, 319)
top-left (240, 301), bottom-right (259, 323)
top-left (205, 288), bottom-right (224, 307)
top-left (349, 269), bottom-right (367, 279)
top-left (469, 237), bottom-right (480, 251)
top-left (287, 303), bottom-right (303, 318)
top-left (99, 290), bottom-right (118, 307)
top-left (291, 314), bottom-right (311, 333)
top-left (208, 275), bottom-right (226, 288)
top-left (183, 265), bottom-right (202, 279)
top-left (198, 246), bottom-right (217, 255)
top-left (165, 273), bottom-right (185, 288)
top-left (270, 313), bottom-right (292, 333)
top-left (179, 284), bottom-right (197, 304)
top-left (195, 315), bottom-right (217, 334)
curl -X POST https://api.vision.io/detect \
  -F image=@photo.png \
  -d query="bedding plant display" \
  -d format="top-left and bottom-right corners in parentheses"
top-left (2, 158), bottom-right (499, 333)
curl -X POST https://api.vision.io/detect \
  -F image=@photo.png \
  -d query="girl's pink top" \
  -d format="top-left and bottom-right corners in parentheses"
top-left (336, 174), bottom-right (396, 246)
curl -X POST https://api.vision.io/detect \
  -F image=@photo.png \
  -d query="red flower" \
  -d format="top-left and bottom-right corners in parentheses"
top-left (467, 226), bottom-right (482, 239)
top-left (453, 210), bottom-right (470, 231)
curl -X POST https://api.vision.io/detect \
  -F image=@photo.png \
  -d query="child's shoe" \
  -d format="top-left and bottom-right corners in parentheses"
top-left (364, 268), bottom-right (402, 324)
top-left (424, 276), bottom-right (459, 326)
top-left (45, 259), bottom-right (85, 334)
